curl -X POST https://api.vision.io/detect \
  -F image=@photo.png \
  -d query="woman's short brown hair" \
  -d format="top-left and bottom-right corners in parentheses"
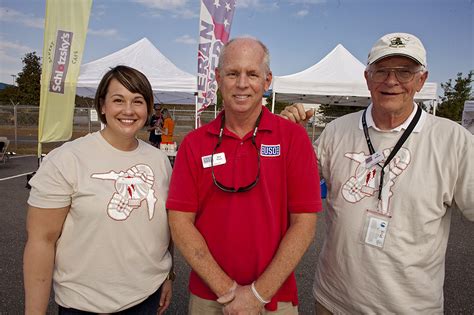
top-left (94, 65), bottom-right (154, 124)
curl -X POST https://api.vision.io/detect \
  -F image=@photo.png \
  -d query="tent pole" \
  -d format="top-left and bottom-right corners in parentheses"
top-left (312, 107), bottom-right (317, 142)
top-left (195, 94), bottom-right (198, 129)
top-left (271, 90), bottom-right (276, 113)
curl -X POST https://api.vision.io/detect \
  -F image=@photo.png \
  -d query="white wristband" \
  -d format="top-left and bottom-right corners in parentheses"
top-left (251, 281), bottom-right (270, 304)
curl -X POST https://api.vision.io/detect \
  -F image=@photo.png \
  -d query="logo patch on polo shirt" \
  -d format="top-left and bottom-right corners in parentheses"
top-left (260, 144), bottom-right (280, 157)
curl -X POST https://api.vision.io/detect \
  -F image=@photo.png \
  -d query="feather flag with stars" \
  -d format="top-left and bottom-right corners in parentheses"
top-left (196, 0), bottom-right (236, 127)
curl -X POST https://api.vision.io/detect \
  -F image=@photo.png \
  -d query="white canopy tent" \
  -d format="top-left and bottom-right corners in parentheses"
top-left (77, 38), bottom-right (197, 105)
top-left (462, 100), bottom-right (474, 134)
top-left (271, 44), bottom-right (438, 111)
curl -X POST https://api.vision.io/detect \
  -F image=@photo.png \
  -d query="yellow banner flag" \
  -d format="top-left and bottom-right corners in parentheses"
top-left (38, 0), bottom-right (92, 145)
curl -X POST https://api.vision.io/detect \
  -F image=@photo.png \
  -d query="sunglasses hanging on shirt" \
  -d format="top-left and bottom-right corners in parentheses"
top-left (211, 111), bottom-right (262, 193)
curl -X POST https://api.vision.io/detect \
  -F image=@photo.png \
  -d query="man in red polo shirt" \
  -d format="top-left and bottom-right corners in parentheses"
top-left (166, 37), bottom-right (322, 314)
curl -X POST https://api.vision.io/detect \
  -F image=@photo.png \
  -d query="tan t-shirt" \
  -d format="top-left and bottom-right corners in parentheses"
top-left (28, 132), bottom-right (172, 312)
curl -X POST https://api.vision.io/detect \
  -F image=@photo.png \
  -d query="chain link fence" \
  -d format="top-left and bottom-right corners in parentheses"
top-left (0, 105), bottom-right (323, 154)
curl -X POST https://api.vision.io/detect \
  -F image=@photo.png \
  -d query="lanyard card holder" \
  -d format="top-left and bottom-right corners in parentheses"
top-left (361, 209), bottom-right (390, 249)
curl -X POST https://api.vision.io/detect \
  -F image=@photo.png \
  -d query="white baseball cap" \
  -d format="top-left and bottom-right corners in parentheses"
top-left (367, 33), bottom-right (427, 67)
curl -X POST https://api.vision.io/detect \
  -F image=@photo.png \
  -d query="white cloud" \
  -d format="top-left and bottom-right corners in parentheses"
top-left (175, 34), bottom-right (197, 45)
top-left (295, 9), bottom-right (309, 17)
top-left (0, 68), bottom-right (20, 85)
top-left (233, 0), bottom-right (321, 10)
top-left (0, 7), bottom-right (44, 29)
top-left (236, 0), bottom-right (262, 8)
top-left (133, 0), bottom-right (198, 18)
top-left (174, 8), bottom-right (198, 19)
top-left (0, 40), bottom-right (33, 53)
top-left (0, 39), bottom-right (36, 64)
top-left (289, 0), bottom-right (326, 4)
top-left (88, 28), bottom-right (119, 37)
top-left (0, 38), bottom-right (36, 84)
top-left (235, 0), bottom-right (279, 11)
top-left (0, 53), bottom-right (18, 64)
top-left (133, 0), bottom-right (188, 10)
top-left (91, 4), bottom-right (107, 18)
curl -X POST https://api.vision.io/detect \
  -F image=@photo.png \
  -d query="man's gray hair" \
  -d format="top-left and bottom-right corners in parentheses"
top-left (218, 36), bottom-right (271, 75)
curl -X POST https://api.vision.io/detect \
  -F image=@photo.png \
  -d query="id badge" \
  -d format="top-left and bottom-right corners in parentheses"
top-left (365, 151), bottom-right (384, 169)
top-left (201, 152), bottom-right (226, 168)
top-left (363, 211), bottom-right (389, 248)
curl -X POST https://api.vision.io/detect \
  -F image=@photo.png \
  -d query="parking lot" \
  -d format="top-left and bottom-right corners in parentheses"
top-left (1, 155), bottom-right (473, 314)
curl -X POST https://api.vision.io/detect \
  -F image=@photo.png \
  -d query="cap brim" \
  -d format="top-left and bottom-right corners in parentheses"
top-left (369, 52), bottom-right (424, 66)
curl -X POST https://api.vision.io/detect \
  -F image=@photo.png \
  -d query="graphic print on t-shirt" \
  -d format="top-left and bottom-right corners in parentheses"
top-left (91, 164), bottom-right (157, 221)
top-left (342, 147), bottom-right (410, 216)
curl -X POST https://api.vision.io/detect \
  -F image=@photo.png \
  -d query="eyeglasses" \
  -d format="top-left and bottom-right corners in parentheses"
top-left (369, 67), bottom-right (424, 83)
top-left (211, 111), bottom-right (262, 193)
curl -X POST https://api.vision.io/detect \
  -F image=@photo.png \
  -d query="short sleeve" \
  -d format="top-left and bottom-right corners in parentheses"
top-left (286, 125), bottom-right (322, 213)
top-left (28, 154), bottom-right (73, 209)
top-left (453, 132), bottom-right (474, 220)
top-left (166, 136), bottom-right (199, 212)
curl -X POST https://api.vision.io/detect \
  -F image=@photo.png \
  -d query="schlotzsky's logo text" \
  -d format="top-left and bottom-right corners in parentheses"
top-left (49, 30), bottom-right (73, 94)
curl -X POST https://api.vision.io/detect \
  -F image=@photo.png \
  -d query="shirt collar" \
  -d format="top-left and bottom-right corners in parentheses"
top-left (359, 103), bottom-right (426, 133)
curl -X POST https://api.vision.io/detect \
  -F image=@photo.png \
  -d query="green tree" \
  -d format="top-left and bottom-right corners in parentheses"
top-left (436, 71), bottom-right (473, 121)
top-left (418, 101), bottom-right (431, 114)
top-left (264, 94), bottom-right (290, 113)
top-left (75, 95), bottom-right (94, 108)
top-left (0, 85), bottom-right (19, 105)
top-left (216, 89), bottom-right (223, 111)
top-left (16, 52), bottom-right (42, 105)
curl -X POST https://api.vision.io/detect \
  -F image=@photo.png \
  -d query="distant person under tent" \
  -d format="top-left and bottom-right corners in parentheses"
top-left (148, 103), bottom-right (164, 147)
top-left (161, 108), bottom-right (175, 143)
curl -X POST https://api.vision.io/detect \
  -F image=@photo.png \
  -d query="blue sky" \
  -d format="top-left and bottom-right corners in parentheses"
top-left (0, 0), bottom-right (472, 96)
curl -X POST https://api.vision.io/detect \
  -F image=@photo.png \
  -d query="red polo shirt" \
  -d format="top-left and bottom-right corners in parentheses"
top-left (166, 106), bottom-right (322, 311)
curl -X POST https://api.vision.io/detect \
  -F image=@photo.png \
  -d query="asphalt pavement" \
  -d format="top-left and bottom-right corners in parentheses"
top-left (1, 155), bottom-right (473, 314)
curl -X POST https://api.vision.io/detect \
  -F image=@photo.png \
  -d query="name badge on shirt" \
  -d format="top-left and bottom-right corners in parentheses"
top-left (202, 152), bottom-right (226, 168)
top-left (364, 214), bottom-right (389, 248)
top-left (365, 151), bottom-right (384, 169)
